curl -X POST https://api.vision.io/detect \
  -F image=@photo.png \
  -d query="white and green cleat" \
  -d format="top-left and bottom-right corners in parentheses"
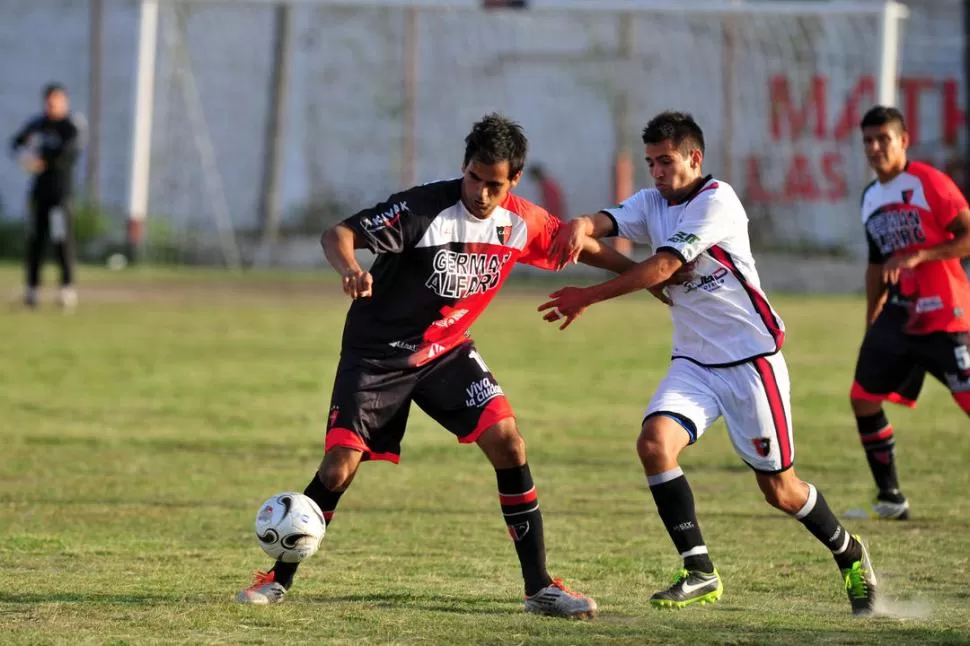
top-left (650, 569), bottom-right (722, 609)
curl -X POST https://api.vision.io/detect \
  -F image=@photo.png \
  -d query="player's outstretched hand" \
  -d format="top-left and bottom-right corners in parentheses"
top-left (882, 251), bottom-right (924, 285)
top-left (537, 286), bottom-right (591, 330)
top-left (548, 219), bottom-right (586, 269)
top-left (342, 270), bottom-right (373, 299)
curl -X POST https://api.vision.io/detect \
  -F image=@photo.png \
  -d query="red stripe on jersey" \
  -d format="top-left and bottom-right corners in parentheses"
top-left (952, 391), bottom-right (970, 413)
top-left (753, 357), bottom-right (793, 469)
top-left (499, 488), bottom-right (538, 506)
top-left (460, 395), bottom-right (515, 444)
top-left (709, 245), bottom-right (785, 349)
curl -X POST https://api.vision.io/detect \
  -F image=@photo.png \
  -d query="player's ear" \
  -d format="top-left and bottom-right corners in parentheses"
top-left (508, 170), bottom-right (522, 189)
top-left (899, 130), bottom-right (910, 150)
top-left (691, 148), bottom-right (703, 170)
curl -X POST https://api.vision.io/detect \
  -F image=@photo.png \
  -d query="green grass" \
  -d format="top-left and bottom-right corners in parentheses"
top-left (1, 266), bottom-right (969, 645)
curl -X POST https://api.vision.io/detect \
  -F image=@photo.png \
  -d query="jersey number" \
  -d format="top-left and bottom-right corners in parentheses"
top-left (469, 349), bottom-right (490, 374)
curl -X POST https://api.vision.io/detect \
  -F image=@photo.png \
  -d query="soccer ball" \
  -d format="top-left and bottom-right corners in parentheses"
top-left (254, 492), bottom-right (326, 563)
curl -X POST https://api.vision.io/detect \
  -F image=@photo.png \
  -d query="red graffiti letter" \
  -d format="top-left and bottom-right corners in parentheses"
top-left (770, 75), bottom-right (827, 141)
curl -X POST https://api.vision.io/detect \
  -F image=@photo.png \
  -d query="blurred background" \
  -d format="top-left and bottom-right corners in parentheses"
top-left (0, 0), bottom-right (963, 290)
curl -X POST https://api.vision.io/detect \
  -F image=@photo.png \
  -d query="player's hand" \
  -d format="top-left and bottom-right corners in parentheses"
top-left (882, 251), bottom-right (924, 285)
top-left (19, 153), bottom-right (44, 175)
top-left (548, 219), bottom-right (586, 269)
top-left (342, 269), bottom-right (373, 299)
top-left (537, 286), bottom-right (592, 330)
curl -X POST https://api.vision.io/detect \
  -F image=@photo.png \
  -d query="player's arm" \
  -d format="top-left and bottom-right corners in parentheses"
top-left (574, 235), bottom-right (636, 274)
top-left (863, 228), bottom-right (888, 326)
top-left (321, 224), bottom-right (372, 299)
top-left (548, 212), bottom-right (625, 267)
top-left (9, 119), bottom-right (35, 155)
top-left (864, 262), bottom-right (887, 327)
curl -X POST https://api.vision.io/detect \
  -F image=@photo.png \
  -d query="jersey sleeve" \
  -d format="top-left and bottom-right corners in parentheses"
top-left (9, 117), bottom-right (40, 153)
top-left (924, 170), bottom-right (970, 229)
top-left (516, 208), bottom-right (564, 271)
top-left (598, 190), bottom-right (653, 245)
top-left (341, 189), bottom-right (431, 254)
top-left (656, 195), bottom-right (739, 264)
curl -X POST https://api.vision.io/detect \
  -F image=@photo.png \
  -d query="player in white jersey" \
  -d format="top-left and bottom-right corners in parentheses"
top-left (538, 112), bottom-right (876, 615)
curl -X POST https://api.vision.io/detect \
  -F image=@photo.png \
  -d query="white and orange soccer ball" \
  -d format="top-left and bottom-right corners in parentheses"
top-left (254, 492), bottom-right (325, 563)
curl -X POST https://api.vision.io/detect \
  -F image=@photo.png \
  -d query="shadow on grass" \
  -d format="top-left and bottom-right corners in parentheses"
top-left (297, 590), bottom-right (513, 616)
top-left (0, 592), bottom-right (176, 604)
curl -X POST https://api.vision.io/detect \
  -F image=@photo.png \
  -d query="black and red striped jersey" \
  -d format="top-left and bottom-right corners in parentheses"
top-left (340, 179), bottom-right (563, 366)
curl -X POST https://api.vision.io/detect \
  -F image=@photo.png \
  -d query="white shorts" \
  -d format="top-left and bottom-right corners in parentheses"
top-left (644, 353), bottom-right (795, 473)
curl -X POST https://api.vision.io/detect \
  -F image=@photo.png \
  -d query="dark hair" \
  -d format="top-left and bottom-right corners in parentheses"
top-left (641, 111), bottom-right (705, 154)
top-left (860, 105), bottom-right (906, 133)
top-left (43, 83), bottom-right (66, 99)
top-left (464, 113), bottom-right (528, 179)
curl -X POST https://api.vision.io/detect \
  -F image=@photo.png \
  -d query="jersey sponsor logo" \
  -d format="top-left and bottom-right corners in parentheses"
top-left (868, 207), bottom-right (926, 254)
top-left (432, 308), bottom-right (469, 328)
top-left (901, 189), bottom-right (914, 204)
top-left (465, 376), bottom-right (504, 407)
top-left (328, 405), bottom-right (340, 429)
top-left (915, 296), bottom-right (944, 314)
top-left (388, 340), bottom-right (419, 352)
top-left (361, 201), bottom-right (408, 232)
top-left (496, 225), bottom-right (512, 245)
top-left (683, 267), bottom-right (729, 294)
top-left (668, 231), bottom-right (700, 245)
top-left (426, 343), bottom-right (446, 359)
top-left (425, 249), bottom-right (512, 299)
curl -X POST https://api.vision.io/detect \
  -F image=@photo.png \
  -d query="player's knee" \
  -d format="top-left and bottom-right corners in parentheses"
top-left (850, 396), bottom-right (882, 417)
top-left (636, 420), bottom-right (680, 467)
top-left (479, 419), bottom-right (526, 467)
top-left (317, 451), bottom-right (359, 492)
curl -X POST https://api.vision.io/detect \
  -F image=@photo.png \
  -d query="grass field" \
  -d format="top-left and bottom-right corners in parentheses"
top-left (1, 265), bottom-right (969, 645)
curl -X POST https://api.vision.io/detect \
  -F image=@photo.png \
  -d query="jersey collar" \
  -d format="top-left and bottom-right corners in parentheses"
top-left (668, 175), bottom-right (714, 206)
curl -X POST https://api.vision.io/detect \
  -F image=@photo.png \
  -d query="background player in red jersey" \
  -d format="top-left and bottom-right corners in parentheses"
top-left (236, 114), bottom-right (634, 618)
top-left (851, 106), bottom-right (970, 519)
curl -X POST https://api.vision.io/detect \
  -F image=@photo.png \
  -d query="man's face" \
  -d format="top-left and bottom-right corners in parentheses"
top-left (45, 90), bottom-right (69, 120)
top-left (862, 123), bottom-right (908, 177)
top-left (645, 140), bottom-right (703, 202)
top-left (461, 158), bottom-right (520, 219)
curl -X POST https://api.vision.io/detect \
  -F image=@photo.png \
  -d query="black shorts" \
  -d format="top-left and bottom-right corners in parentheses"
top-left (324, 341), bottom-right (514, 463)
top-left (852, 306), bottom-right (970, 412)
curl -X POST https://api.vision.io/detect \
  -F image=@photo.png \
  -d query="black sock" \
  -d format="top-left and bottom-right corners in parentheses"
top-left (648, 467), bottom-right (714, 574)
top-left (496, 464), bottom-right (552, 596)
top-left (270, 473), bottom-right (344, 589)
top-left (855, 412), bottom-right (903, 499)
top-left (794, 484), bottom-right (862, 569)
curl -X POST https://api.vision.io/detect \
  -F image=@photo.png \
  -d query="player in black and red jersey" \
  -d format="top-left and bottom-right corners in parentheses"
top-left (237, 114), bottom-right (634, 617)
top-left (851, 106), bottom-right (970, 520)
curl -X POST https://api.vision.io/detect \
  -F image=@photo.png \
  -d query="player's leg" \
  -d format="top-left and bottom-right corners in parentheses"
top-left (639, 360), bottom-right (722, 609)
top-left (730, 353), bottom-right (875, 615)
top-left (237, 357), bottom-right (414, 604)
top-left (919, 331), bottom-right (970, 417)
top-left (23, 200), bottom-right (48, 307)
top-left (849, 314), bottom-right (920, 519)
top-left (50, 201), bottom-right (76, 309)
top-left (412, 342), bottom-right (595, 618)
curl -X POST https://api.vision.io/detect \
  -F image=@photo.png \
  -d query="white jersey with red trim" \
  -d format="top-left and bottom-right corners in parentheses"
top-left (601, 176), bottom-right (785, 367)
